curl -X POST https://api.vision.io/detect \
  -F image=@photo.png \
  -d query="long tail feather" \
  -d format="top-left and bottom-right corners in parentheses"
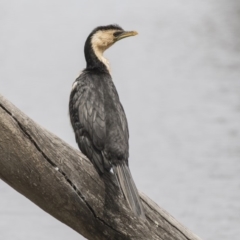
top-left (113, 162), bottom-right (145, 219)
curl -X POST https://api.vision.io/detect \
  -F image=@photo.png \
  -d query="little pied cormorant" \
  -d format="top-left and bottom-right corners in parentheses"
top-left (69, 24), bottom-right (145, 219)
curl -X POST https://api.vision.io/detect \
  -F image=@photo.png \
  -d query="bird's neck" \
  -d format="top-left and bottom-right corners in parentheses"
top-left (92, 46), bottom-right (111, 73)
top-left (84, 40), bottom-right (110, 73)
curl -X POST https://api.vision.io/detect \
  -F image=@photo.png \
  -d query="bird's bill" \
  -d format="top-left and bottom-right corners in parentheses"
top-left (116, 31), bottom-right (138, 41)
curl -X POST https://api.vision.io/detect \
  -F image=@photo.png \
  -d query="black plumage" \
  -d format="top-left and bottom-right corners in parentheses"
top-left (69, 25), bottom-right (145, 218)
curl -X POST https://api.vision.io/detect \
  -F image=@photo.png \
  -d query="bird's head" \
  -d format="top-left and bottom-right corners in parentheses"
top-left (89, 24), bottom-right (138, 52)
top-left (84, 24), bottom-right (138, 72)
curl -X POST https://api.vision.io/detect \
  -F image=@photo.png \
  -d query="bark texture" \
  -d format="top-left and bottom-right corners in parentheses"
top-left (0, 94), bottom-right (202, 240)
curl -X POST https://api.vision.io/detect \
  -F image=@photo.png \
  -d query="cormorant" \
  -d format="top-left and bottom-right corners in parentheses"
top-left (69, 24), bottom-right (145, 218)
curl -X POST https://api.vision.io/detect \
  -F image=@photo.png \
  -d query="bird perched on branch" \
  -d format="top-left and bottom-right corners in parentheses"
top-left (69, 24), bottom-right (145, 218)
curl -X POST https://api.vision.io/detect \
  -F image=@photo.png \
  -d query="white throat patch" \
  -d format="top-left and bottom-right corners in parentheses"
top-left (91, 30), bottom-right (116, 73)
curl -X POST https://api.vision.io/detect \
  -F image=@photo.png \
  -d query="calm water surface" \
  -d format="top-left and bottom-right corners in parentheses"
top-left (0, 1), bottom-right (240, 239)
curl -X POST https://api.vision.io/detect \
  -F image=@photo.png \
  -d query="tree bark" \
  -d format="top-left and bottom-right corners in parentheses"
top-left (0, 94), bottom-right (202, 240)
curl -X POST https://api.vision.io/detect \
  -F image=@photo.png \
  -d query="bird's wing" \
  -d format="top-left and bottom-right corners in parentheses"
top-left (117, 102), bottom-right (129, 140)
top-left (70, 74), bottom-right (108, 173)
top-left (107, 79), bottom-right (129, 140)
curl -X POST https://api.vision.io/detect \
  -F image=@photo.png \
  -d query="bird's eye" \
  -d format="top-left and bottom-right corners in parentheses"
top-left (113, 31), bottom-right (123, 37)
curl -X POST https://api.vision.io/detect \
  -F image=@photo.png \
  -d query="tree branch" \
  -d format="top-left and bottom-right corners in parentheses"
top-left (0, 94), bottom-right (202, 240)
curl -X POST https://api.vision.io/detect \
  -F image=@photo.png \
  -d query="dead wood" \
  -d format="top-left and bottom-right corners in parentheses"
top-left (0, 94), bottom-right (202, 240)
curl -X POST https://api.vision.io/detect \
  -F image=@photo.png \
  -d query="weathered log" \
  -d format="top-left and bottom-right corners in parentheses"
top-left (0, 94), bottom-right (202, 240)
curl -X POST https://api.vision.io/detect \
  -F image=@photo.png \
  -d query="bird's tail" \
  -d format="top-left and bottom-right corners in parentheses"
top-left (113, 162), bottom-right (145, 219)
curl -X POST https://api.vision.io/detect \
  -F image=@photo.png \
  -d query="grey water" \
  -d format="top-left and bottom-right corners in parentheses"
top-left (0, 1), bottom-right (240, 239)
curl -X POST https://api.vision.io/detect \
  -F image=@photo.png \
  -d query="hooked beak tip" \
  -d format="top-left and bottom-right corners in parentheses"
top-left (131, 31), bottom-right (138, 36)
